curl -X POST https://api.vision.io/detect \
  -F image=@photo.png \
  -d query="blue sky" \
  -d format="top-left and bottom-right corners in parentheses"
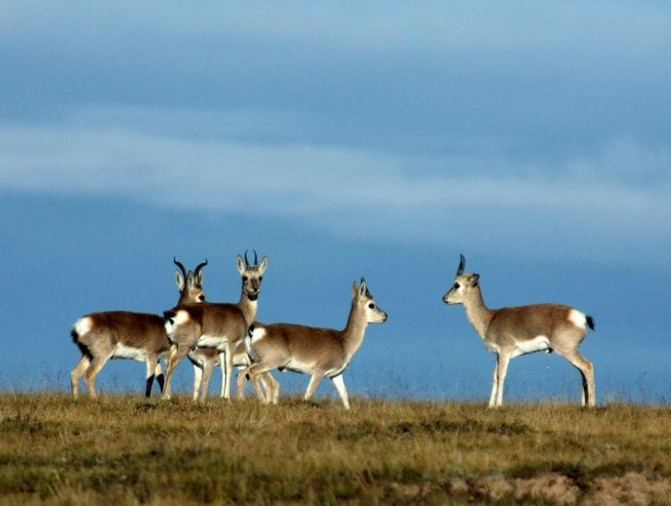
top-left (2, 1), bottom-right (670, 403)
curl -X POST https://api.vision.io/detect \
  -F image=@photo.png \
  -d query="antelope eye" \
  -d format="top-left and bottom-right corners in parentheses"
top-left (259, 276), bottom-right (263, 281)
top-left (368, 303), bottom-right (375, 309)
top-left (454, 283), bottom-right (460, 289)
top-left (242, 276), bottom-right (248, 282)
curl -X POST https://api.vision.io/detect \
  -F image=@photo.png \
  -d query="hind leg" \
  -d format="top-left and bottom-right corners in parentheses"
top-left (155, 361), bottom-right (165, 393)
top-left (84, 355), bottom-right (111, 399)
top-left (145, 354), bottom-right (160, 398)
top-left (71, 356), bottom-right (91, 399)
top-left (557, 348), bottom-right (595, 407)
top-left (163, 344), bottom-right (190, 400)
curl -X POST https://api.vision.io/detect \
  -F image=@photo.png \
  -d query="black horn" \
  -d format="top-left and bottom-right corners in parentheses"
top-left (253, 249), bottom-right (259, 266)
top-left (457, 254), bottom-right (466, 276)
top-left (173, 257), bottom-right (187, 278)
top-left (194, 258), bottom-right (208, 276)
top-left (244, 250), bottom-right (250, 266)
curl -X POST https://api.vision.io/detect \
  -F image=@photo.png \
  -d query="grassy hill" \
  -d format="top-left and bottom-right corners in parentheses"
top-left (1, 393), bottom-right (670, 504)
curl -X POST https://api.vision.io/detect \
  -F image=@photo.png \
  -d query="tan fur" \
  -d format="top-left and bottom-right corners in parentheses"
top-left (70, 259), bottom-right (207, 399)
top-left (443, 255), bottom-right (595, 408)
top-left (244, 279), bottom-right (387, 409)
top-left (162, 254), bottom-right (268, 400)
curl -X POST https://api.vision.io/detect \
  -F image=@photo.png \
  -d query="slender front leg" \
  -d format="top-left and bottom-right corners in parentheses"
top-left (235, 367), bottom-right (248, 400)
top-left (223, 345), bottom-right (234, 400)
top-left (494, 352), bottom-right (511, 407)
top-left (200, 360), bottom-right (215, 401)
top-left (264, 373), bottom-right (280, 405)
top-left (304, 371), bottom-right (326, 402)
top-left (331, 374), bottom-right (350, 410)
top-left (218, 351), bottom-right (226, 398)
top-left (488, 358), bottom-right (498, 408)
top-left (192, 364), bottom-right (203, 401)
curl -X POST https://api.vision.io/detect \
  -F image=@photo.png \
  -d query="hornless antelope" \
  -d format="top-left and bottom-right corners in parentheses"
top-left (162, 251), bottom-right (268, 400)
top-left (243, 278), bottom-right (387, 410)
top-left (70, 258), bottom-right (207, 399)
top-left (442, 255), bottom-right (596, 408)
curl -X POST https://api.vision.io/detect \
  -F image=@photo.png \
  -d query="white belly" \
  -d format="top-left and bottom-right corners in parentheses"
top-left (197, 335), bottom-right (226, 348)
top-left (112, 343), bottom-right (147, 362)
top-left (511, 335), bottom-right (551, 358)
top-left (284, 357), bottom-right (316, 375)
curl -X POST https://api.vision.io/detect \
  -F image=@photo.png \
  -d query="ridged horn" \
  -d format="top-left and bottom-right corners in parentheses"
top-left (457, 254), bottom-right (466, 276)
top-left (194, 258), bottom-right (208, 276)
top-left (173, 257), bottom-right (187, 279)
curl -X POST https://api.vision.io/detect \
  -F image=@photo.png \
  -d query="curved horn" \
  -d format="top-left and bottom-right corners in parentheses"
top-left (457, 254), bottom-right (466, 276)
top-left (173, 257), bottom-right (187, 278)
top-left (253, 249), bottom-right (259, 266)
top-left (194, 258), bottom-right (208, 276)
top-left (244, 250), bottom-right (250, 266)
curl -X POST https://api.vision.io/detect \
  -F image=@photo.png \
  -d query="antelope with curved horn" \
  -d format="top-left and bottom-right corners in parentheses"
top-left (442, 255), bottom-right (596, 407)
top-left (162, 251), bottom-right (268, 400)
top-left (243, 278), bottom-right (387, 409)
top-left (70, 258), bottom-right (208, 399)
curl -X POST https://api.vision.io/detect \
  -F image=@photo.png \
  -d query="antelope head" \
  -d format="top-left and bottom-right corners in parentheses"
top-left (353, 278), bottom-right (388, 324)
top-left (174, 257), bottom-right (208, 304)
top-left (442, 254), bottom-right (480, 305)
top-left (236, 250), bottom-right (269, 301)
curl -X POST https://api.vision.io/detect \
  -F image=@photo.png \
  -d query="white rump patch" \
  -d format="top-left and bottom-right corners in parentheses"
top-left (174, 310), bottom-right (191, 326)
top-left (112, 343), bottom-right (147, 362)
top-left (73, 317), bottom-right (93, 337)
top-left (568, 309), bottom-right (587, 329)
top-left (251, 327), bottom-right (266, 343)
top-left (165, 310), bottom-right (190, 335)
top-left (511, 335), bottom-right (551, 358)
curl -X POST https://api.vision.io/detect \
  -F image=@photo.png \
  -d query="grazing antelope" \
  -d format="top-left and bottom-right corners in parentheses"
top-left (442, 255), bottom-right (596, 408)
top-left (243, 278), bottom-right (387, 410)
top-left (188, 340), bottom-right (278, 402)
top-left (70, 258), bottom-right (207, 399)
top-left (162, 251), bottom-right (268, 400)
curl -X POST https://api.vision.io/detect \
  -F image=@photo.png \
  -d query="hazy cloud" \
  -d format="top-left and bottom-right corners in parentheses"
top-left (1, 115), bottom-right (669, 271)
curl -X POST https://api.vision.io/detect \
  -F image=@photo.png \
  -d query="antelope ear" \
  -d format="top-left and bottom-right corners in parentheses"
top-left (471, 273), bottom-right (480, 287)
top-left (196, 269), bottom-right (204, 286)
top-left (258, 256), bottom-right (269, 275)
top-left (236, 255), bottom-right (246, 275)
top-left (352, 281), bottom-right (359, 299)
top-left (358, 279), bottom-right (368, 298)
top-left (175, 270), bottom-right (185, 291)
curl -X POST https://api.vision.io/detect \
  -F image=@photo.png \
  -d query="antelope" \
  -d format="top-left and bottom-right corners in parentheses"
top-left (243, 278), bottom-right (387, 410)
top-left (162, 251), bottom-right (268, 400)
top-left (187, 340), bottom-right (278, 402)
top-left (70, 258), bottom-right (207, 399)
top-left (442, 254), bottom-right (596, 408)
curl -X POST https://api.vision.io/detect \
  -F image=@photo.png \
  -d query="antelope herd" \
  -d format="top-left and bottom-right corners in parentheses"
top-left (70, 252), bottom-right (596, 409)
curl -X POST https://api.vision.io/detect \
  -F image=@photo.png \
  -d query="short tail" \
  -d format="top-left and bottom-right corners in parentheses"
top-left (586, 315), bottom-right (595, 331)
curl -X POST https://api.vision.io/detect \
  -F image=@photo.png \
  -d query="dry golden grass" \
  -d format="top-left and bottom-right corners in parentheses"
top-left (1, 393), bottom-right (671, 504)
